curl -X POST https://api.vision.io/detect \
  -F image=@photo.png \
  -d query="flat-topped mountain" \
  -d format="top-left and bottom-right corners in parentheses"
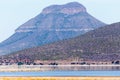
top-left (0, 2), bottom-right (105, 55)
top-left (7, 22), bottom-right (120, 61)
top-left (42, 2), bottom-right (86, 14)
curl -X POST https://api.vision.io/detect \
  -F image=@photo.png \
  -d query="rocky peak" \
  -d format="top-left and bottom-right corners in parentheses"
top-left (15, 2), bottom-right (87, 33)
top-left (42, 2), bottom-right (86, 15)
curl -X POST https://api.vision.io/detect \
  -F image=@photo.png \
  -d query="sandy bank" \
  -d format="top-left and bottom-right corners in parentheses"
top-left (0, 77), bottom-right (120, 80)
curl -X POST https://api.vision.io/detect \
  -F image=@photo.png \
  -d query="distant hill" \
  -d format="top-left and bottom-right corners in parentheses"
top-left (5, 22), bottom-right (120, 61)
top-left (0, 2), bottom-right (105, 55)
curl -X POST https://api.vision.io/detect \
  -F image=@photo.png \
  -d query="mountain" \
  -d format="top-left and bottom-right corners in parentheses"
top-left (6, 22), bottom-right (120, 61)
top-left (0, 2), bottom-right (105, 55)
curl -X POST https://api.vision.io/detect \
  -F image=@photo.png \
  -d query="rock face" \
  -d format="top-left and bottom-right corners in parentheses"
top-left (0, 2), bottom-right (105, 55)
top-left (42, 2), bottom-right (86, 15)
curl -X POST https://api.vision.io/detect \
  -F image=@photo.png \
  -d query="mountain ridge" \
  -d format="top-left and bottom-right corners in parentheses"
top-left (5, 22), bottom-right (120, 61)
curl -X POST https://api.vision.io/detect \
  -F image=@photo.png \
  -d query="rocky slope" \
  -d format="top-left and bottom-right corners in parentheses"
top-left (0, 2), bottom-right (105, 55)
top-left (6, 22), bottom-right (120, 61)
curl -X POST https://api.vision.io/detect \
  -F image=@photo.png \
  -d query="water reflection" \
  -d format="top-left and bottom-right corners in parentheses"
top-left (24, 65), bottom-right (120, 71)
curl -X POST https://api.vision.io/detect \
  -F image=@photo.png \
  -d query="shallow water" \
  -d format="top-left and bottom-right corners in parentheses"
top-left (0, 71), bottom-right (120, 76)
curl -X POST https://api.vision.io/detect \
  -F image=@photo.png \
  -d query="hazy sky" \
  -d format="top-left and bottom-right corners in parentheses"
top-left (0, 0), bottom-right (120, 42)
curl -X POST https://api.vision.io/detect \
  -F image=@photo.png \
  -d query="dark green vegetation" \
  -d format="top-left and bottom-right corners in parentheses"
top-left (5, 22), bottom-right (120, 61)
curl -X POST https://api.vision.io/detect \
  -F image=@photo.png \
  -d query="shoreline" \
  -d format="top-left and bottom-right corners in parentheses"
top-left (0, 64), bottom-right (120, 72)
top-left (0, 64), bottom-right (120, 66)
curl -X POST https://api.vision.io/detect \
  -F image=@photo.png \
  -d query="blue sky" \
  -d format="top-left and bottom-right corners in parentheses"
top-left (0, 0), bottom-right (120, 42)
